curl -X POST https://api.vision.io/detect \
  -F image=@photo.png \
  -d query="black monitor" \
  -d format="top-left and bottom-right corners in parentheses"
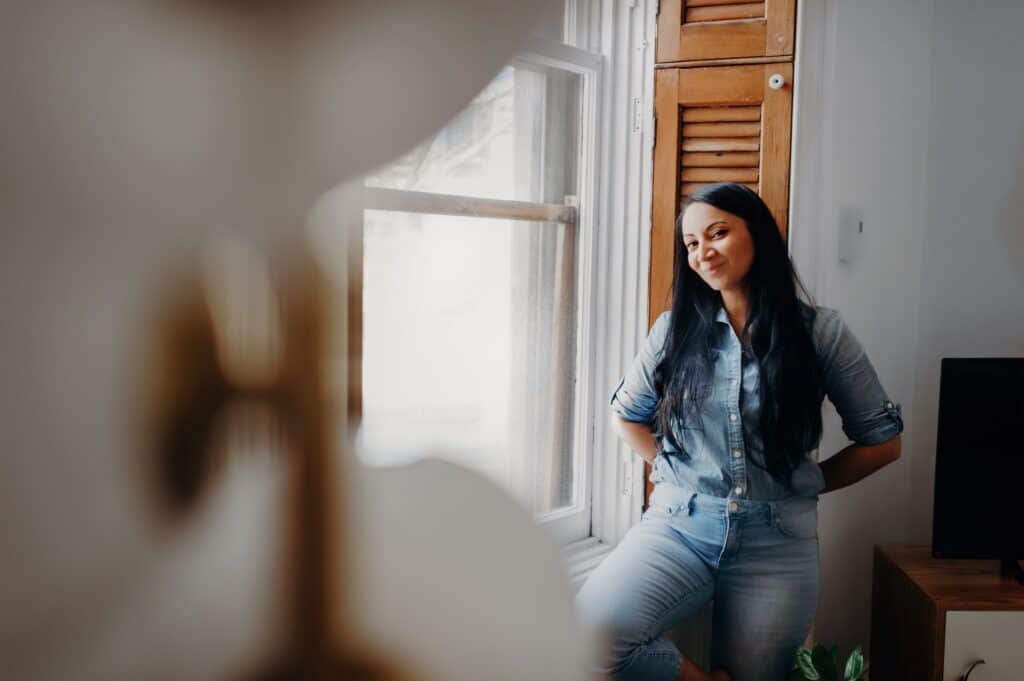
top-left (932, 358), bottom-right (1024, 581)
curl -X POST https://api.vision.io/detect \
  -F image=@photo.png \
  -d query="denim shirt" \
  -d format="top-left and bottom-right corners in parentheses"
top-left (610, 302), bottom-right (904, 501)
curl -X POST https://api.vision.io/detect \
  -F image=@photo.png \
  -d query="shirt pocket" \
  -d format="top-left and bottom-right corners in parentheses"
top-left (675, 389), bottom-right (707, 460)
top-left (662, 414), bottom-right (704, 463)
top-left (679, 425), bottom-right (705, 460)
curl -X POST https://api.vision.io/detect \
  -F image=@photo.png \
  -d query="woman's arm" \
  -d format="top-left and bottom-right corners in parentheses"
top-left (610, 414), bottom-right (661, 465)
top-left (819, 435), bottom-right (901, 494)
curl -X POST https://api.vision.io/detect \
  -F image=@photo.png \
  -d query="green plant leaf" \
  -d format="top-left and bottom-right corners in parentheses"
top-left (787, 668), bottom-right (806, 681)
top-left (811, 639), bottom-right (835, 675)
top-left (812, 643), bottom-right (838, 681)
top-left (844, 645), bottom-right (865, 681)
top-left (830, 645), bottom-right (840, 671)
top-left (795, 649), bottom-right (820, 680)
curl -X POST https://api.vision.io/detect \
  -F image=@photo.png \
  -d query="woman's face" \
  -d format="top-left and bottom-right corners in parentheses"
top-left (681, 201), bottom-right (755, 293)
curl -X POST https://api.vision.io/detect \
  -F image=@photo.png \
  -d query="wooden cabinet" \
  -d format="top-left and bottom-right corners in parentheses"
top-left (656, 0), bottom-right (796, 64)
top-left (870, 544), bottom-right (1024, 681)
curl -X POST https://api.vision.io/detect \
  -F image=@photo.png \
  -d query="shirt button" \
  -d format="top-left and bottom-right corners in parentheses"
top-left (730, 413), bottom-right (738, 422)
top-left (728, 501), bottom-right (739, 513)
top-left (734, 486), bottom-right (744, 495)
top-left (733, 449), bottom-right (742, 459)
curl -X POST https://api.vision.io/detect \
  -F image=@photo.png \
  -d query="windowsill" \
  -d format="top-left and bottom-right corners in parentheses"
top-left (562, 535), bottom-right (616, 592)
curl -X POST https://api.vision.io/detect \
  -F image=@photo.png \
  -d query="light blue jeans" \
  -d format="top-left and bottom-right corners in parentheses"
top-left (575, 484), bottom-right (820, 681)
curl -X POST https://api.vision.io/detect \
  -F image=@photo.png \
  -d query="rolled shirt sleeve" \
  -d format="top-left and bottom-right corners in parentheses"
top-left (610, 311), bottom-right (672, 423)
top-left (817, 308), bottom-right (905, 445)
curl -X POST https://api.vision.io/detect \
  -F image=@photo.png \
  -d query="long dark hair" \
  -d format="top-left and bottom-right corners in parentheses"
top-left (652, 182), bottom-right (822, 489)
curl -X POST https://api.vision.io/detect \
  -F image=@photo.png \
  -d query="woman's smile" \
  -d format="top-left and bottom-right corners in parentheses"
top-left (681, 202), bottom-right (756, 296)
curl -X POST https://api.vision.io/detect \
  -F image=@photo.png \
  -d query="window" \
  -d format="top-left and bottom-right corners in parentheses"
top-left (307, 5), bottom-right (661, 585)
top-left (355, 39), bottom-right (600, 544)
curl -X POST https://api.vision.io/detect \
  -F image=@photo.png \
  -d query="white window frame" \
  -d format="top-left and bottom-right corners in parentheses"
top-left (354, 0), bottom-right (662, 579)
top-left (516, 35), bottom-right (601, 546)
top-left (560, 0), bottom-right (659, 590)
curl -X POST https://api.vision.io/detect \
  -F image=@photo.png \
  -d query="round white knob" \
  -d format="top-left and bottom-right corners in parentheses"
top-left (768, 73), bottom-right (786, 90)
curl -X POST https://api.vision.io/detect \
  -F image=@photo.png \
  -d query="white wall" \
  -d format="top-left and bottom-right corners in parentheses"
top-left (908, 0), bottom-right (1024, 546)
top-left (791, 0), bottom-right (1024, 659)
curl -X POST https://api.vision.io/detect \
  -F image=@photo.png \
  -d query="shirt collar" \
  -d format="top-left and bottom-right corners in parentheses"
top-left (714, 304), bottom-right (730, 326)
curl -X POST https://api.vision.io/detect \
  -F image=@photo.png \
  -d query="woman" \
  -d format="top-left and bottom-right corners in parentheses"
top-left (575, 183), bottom-right (904, 681)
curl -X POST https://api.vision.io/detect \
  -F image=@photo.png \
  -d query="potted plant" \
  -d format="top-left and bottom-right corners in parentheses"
top-left (788, 643), bottom-right (867, 681)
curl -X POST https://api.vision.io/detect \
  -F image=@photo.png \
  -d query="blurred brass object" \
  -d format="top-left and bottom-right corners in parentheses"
top-left (145, 238), bottom-right (284, 513)
top-left (146, 237), bottom-right (409, 680)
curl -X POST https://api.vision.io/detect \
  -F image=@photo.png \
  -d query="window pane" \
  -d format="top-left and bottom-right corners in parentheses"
top-left (358, 210), bottom-right (578, 515)
top-left (364, 63), bottom-right (581, 206)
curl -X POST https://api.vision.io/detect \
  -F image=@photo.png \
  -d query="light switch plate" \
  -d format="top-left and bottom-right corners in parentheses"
top-left (837, 204), bottom-right (865, 265)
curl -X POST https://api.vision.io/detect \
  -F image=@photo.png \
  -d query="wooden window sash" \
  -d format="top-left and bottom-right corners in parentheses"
top-left (362, 186), bottom-right (578, 226)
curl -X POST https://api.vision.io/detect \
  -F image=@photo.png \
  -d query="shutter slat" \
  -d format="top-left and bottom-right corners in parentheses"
top-left (681, 151), bottom-right (760, 167)
top-left (686, 3), bottom-right (764, 23)
top-left (681, 137), bottom-right (760, 152)
top-left (686, 0), bottom-right (759, 6)
top-left (682, 106), bottom-right (761, 123)
top-left (680, 167), bottom-right (759, 182)
top-left (680, 182), bottom-right (759, 196)
top-left (682, 122), bottom-right (760, 138)
top-left (679, 104), bottom-right (761, 198)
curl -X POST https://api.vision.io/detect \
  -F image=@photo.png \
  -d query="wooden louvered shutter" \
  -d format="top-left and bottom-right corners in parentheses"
top-left (679, 107), bottom-right (761, 197)
top-left (649, 62), bottom-right (793, 323)
top-left (656, 0), bottom-right (795, 63)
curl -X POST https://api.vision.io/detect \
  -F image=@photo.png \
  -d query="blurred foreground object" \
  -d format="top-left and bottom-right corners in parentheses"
top-left (1, 1), bottom-right (595, 679)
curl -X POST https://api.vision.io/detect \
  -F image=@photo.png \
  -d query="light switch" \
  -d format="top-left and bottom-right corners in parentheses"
top-left (837, 204), bottom-right (865, 265)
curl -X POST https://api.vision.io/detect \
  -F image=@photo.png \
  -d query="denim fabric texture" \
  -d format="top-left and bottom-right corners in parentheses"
top-left (609, 302), bottom-right (904, 500)
top-left (576, 488), bottom-right (821, 681)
